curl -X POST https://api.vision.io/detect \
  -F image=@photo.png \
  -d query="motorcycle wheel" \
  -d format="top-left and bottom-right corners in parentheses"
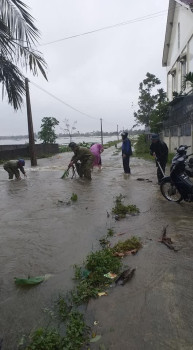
top-left (160, 179), bottom-right (183, 202)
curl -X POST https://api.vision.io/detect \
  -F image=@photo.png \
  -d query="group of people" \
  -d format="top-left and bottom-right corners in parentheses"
top-left (3, 132), bottom-right (168, 184)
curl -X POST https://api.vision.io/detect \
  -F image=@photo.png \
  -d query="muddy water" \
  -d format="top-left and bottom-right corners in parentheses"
top-left (0, 148), bottom-right (193, 349)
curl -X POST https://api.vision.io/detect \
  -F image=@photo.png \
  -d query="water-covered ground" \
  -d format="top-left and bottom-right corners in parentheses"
top-left (0, 146), bottom-right (193, 349)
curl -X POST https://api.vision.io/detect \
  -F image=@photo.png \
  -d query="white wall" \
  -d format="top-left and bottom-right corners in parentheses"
top-left (166, 4), bottom-right (193, 99)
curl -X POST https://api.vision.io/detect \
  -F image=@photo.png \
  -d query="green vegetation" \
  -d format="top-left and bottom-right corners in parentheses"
top-left (111, 237), bottom-right (142, 254)
top-left (134, 72), bottom-right (168, 133)
top-left (25, 328), bottom-right (64, 350)
top-left (71, 193), bottom-right (78, 202)
top-left (112, 195), bottom-right (140, 218)
top-left (38, 117), bottom-right (59, 144)
top-left (22, 233), bottom-right (141, 349)
top-left (134, 134), bottom-right (150, 156)
top-left (59, 145), bottom-right (71, 153)
top-left (0, 0), bottom-right (47, 110)
top-left (107, 228), bottom-right (114, 237)
top-left (25, 311), bottom-right (89, 350)
top-left (103, 140), bottom-right (120, 148)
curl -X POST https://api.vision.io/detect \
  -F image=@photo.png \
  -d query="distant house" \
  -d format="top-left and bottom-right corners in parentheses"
top-left (162, 0), bottom-right (193, 152)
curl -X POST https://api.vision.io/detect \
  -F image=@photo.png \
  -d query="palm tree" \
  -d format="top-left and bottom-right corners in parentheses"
top-left (0, 0), bottom-right (47, 110)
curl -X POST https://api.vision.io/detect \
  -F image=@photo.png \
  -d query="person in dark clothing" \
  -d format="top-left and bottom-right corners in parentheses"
top-left (121, 131), bottom-right (132, 174)
top-left (150, 134), bottom-right (168, 184)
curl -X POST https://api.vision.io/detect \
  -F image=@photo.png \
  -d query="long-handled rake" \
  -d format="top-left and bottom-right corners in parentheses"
top-left (61, 164), bottom-right (76, 179)
top-left (156, 158), bottom-right (165, 177)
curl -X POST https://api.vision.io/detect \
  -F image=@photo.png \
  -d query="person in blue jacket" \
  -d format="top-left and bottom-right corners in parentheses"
top-left (121, 131), bottom-right (132, 174)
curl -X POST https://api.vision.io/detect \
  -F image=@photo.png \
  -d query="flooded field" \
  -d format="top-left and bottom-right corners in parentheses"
top-left (0, 146), bottom-right (193, 349)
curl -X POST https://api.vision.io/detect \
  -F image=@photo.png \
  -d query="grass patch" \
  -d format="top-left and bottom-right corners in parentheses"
top-left (112, 195), bottom-right (140, 218)
top-left (71, 193), bottom-right (78, 201)
top-left (107, 228), bottom-right (114, 237)
top-left (111, 237), bottom-right (142, 254)
top-left (25, 328), bottom-right (64, 350)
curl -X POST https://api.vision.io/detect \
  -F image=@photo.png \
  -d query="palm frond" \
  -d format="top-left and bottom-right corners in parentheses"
top-left (1, 0), bottom-right (40, 45)
top-left (0, 54), bottom-right (25, 109)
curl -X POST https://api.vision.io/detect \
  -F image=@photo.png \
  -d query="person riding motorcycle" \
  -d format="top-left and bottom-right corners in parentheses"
top-left (68, 142), bottom-right (94, 180)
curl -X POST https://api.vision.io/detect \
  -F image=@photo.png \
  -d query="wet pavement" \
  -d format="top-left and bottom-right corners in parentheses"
top-left (0, 146), bottom-right (193, 349)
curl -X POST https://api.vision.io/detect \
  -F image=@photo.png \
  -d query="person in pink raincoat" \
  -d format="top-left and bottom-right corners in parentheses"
top-left (90, 143), bottom-right (104, 170)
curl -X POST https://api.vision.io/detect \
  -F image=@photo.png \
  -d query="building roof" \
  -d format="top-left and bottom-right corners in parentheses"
top-left (180, 0), bottom-right (193, 5)
top-left (162, 0), bottom-right (193, 67)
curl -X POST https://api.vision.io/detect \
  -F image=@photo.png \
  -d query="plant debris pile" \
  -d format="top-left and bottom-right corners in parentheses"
top-left (112, 194), bottom-right (140, 218)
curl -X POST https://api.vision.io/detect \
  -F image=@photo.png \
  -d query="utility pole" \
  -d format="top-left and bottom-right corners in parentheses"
top-left (100, 118), bottom-right (103, 145)
top-left (25, 78), bottom-right (37, 166)
top-left (117, 124), bottom-right (119, 140)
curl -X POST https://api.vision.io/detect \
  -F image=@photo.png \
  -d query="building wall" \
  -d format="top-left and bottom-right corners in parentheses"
top-left (166, 3), bottom-right (193, 100)
top-left (0, 144), bottom-right (59, 161)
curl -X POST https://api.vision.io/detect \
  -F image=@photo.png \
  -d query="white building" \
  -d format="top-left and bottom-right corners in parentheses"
top-left (162, 0), bottom-right (193, 152)
top-left (163, 0), bottom-right (193, 100)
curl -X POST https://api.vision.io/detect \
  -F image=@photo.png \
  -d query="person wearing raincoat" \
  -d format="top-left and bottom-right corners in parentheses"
top-left (3, 159), bottom-right (26, 179)
top-left (90, 143), bottom-right (104, 170)
top-left (68, 142), bottom-right (94, 180)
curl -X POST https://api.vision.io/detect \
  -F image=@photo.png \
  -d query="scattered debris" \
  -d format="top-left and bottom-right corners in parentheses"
top-left (159, 226), bottom-right (178, 251)
top-left (99, 237), bottom-right (110, 248)
top-left (90, 334), bottom-right (102, 343)
top-left (112, 237), bottom-right (142, 255)
top-left (115, 268), bottom-right (136, 286)
top-left (104, 272), bottom-right (117, 279)
top-left (117, 232), bottom-right (127, 236)
top-left (107, 228), bottom-right (114, 237)
top-left (98, 292), bottom-right (108, 297)
top-left (71, 193), bottom-right (78, 202)
top-left (136, 178), bottom-right (152, 183)
top-left (113, 249), bottom-right (138, 257)
top-left (14, 275), bottom-right (45, 286)
top-left (112, 194), bottom-right (140, 218)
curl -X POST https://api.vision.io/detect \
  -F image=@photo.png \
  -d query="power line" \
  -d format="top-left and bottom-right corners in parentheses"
top-left (29, 80), bottom-right (99, 121)
top-left (29, 81), bottom-right (116, 128)
top-left (39, 10), bottom-right (167, 47)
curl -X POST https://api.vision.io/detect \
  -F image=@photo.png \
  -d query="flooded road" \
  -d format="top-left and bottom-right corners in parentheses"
top-left (0, 147), bottom-right (193, 349)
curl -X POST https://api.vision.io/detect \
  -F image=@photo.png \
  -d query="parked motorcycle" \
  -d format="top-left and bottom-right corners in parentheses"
top-left (160, 145), bottom-right (193, 202)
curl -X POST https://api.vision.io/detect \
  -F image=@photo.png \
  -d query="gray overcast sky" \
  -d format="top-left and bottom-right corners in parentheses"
top-left (1, 0), bottom-right (169, 136)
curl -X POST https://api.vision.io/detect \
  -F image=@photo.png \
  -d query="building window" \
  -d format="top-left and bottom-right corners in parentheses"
top-left (178, 23), bottom-right (180, 49)
top-left (180, 123), bottom-right (191, 136)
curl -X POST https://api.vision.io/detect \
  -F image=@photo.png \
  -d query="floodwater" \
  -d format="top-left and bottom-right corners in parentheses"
top-left (0, 147), bottom-right (193, 349)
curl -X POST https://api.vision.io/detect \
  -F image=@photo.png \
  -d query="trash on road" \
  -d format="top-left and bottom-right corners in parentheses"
top-left (14, 275), bottom-right (48, 286)
top-left (115, 268), bottom-right (136, 286)
top-left (159, 226), bottom-right (178, 251)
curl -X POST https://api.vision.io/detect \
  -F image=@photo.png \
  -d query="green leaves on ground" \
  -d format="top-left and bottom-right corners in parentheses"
top-left (112, 194), bottom-right (140, 218)
top-left (71, 193), bottom-right (78, 201)
top-left (14, 276), bottom-right (45, 286)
